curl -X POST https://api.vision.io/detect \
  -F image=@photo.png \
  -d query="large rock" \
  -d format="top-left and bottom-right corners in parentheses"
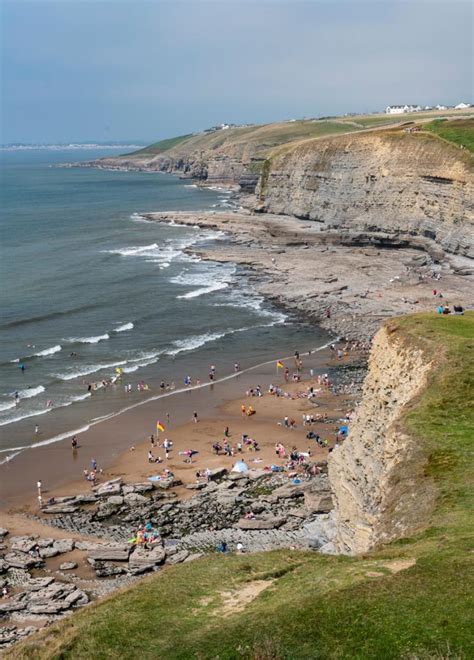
top-left (236, 516), bottom-right (286, 530)
top-left (39, 546), bottom-right (59, 559)
top-left (123, 492), bottom-right (149, 506)
top-left (96, 479), bottom-right (123, 497)
top-left (128, 545), bottom-right (166, 573)
top-left (24, 577), bottom-right (55, 591)
top-left (10, 536), bottom-right (37, 553)
top-left (206, 468), bottom-right (228, 482)
top-left (304, 491), bottom-right (334, 513)
top-left (42, 504), bottom-right (78, 514)
top-left (166, 550), bottom-right (189, 565)
top-left (4, 552), bottom-right (40, 570)
top-left (53, 539), bottom-right (75, 554)
top-left (88, 543), bottom-right (131, 562)
top-left (59, 561), bottom-right (78, 571)
top-left (107, 495), bottom-right (124, 506)
top-left (271, 483), bottom-right (305, 500)
top-left (0, 528), bottom-right (9, 538)
top-left (122, 483), bottom-right (153, 494)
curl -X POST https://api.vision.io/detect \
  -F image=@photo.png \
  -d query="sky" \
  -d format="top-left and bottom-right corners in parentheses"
top-left (1, 0), bottom-right (472, 144)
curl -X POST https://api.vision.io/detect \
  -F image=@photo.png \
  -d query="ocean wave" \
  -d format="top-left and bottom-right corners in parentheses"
top-left (14, 385), bottom-right (46, 399)
top-left (67, 333), bottom-right (110, 344)
top-left (33, 344), bottom-right (62, 357)
top-left (167, 331), bottom-right (229, 357)
top-left (0, 400), bottom-right (16, 412)
top-left (114, 322), bottom-right (134, 333)
top-left (171, 263), bottom-right (235, 300)
top-left (0, 407), bottom-right (52, 427)
top-left (0, 451), bottom-right (23, 466)
top-left (54, 360), bottom-right (127, 381)
top-left (177, 282), bottom-right (230, 299)
top-left (129, 213), bottom-right (153, 224)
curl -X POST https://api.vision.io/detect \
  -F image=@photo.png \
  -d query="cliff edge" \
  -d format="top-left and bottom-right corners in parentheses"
top-left (325, 312), bottom-right (473, 555)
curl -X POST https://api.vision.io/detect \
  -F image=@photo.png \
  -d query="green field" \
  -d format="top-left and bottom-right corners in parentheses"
top-left (421, 118), bottom-right (474, 153)
top-left (9, 313), bottom-right (474, 659)
top-left (120, 109), bottom-right (474, 162)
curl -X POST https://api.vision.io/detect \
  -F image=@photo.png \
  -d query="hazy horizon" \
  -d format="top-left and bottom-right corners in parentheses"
top-left (1, 0), bottom-right (472, 144)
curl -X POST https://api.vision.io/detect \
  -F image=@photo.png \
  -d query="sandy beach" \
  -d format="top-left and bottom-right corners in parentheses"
top-left (0, 339), bottom-right (356, 512)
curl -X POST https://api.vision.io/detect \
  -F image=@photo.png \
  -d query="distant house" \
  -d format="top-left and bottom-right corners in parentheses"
top-left (455, 102), bottom-right (470, 110)
top-left (435, 104), bottom-right (448, 110)
top-left (385, 105), bottom-right (422, 114)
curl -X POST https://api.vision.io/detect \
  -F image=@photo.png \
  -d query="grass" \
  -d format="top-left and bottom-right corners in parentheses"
top-left (125, 133), bottom-right (194, 157)
top-left (421, 118), bottom-right (474, 153)
top-left (8, 313), bottom-right (474, 659)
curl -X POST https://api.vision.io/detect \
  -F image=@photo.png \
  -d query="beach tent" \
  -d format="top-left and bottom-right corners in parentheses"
top-left (232, 460), bottom-right (249, 473)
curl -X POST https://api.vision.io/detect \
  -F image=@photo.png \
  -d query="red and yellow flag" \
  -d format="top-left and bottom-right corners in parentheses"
top-left (156, 421), bottom-right (165, 432)
top-left (277, 361), bottom-right (284, 369)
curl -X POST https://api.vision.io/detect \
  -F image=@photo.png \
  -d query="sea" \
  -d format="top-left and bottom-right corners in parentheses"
top-left (0, 148), bottom-right (327, 465)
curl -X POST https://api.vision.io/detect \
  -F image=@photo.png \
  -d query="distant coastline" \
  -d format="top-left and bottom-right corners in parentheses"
top-left (0, 143), bottom-right (145, 152)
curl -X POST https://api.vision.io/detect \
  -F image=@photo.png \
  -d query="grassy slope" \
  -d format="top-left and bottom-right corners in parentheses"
top-left (120, 110), bottom-right (474, 163)
top-left (421, 118), bottom-right (474, 154)
top-left (9, 313), bottom-right (474, 660)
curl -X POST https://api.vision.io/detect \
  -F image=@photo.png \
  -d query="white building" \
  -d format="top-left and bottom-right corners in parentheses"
top-left (455, 102), bottom-right (470, 110)
top-left (385, 105), bottom-right (422, 114)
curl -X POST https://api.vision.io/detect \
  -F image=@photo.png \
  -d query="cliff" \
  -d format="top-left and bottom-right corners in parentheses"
top-left (327, 321), bottom-right (436, 554)
top-left (257, 130), bottom-right (474, 257)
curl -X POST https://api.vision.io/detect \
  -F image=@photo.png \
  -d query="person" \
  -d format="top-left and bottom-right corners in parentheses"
top-left (14, 391), bottom-right (19, 404)
top-left (241, 404), bottom-right (246, 416)
top-left (148, 450), bottom-right (155, 463)
top-left (236, 542), bottom-right (244, 553)
top-left (453, 305), bottom-right (465, 315)
top-left (91, 458), bottom-right (97, 471)
top-left (193, 411), bottom-right (199, 423)
top-left (224, 426), bottom-right (230, 437)
top-left (37, 479), bottom-right (42, 495)
top-left (34, 424), bottom-right (39, 434)
top-left (150, 434), bottom-right (155, 447)
top-left (71, 436), bottom-right (78, 449)
top-left (38, 494), bottom-right (43, 508)
top-left (234, 362), bottom-right (240, 372)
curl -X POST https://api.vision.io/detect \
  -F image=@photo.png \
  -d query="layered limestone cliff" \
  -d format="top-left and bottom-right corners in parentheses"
top-left (327, 322), bottom-right (436, 555)
top-left (257, 131), bottom-right (474, 257)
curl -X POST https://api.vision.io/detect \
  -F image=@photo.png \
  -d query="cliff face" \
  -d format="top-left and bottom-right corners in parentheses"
top-left (327, 323), bottom-right (436, 555)
top-left (256, 132), bottom-right (474, 257)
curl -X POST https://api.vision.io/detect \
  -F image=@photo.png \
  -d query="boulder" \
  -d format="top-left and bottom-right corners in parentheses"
top-left (128, 545), bottom-right (166, 573)
top-left (0, 528), bottom-right (9, 538)
top-left (95, 501), bottom-right (121, 519)
top-left (88, 544), bottom-right (131, 562)
top-left (207, 468), bottom-right (228, 482)
top-left (0, 558), bottom-right (8, 574)
top-left (0, 600), bottom-right (27, 613)
top-left (53, 539), bottom-right (75, 554)
top-left (42, 505), bottom-right (78, 514)
top-left (186, 483), bottom-right (207, 490)
top-left (93, 562), bottom-right (127, 578)
top-left (4, 552), bottom-right (40, 570)
top-left (107, 495), bottom-right (124, 506)
top-left (96, 480), bottom-right (123, 497)
top-left (122, 483), bottom-right (153, 494)
top-left (10, 536), bottom-right (37, 553)
top-left (59, 561), bottom-right (78, 571)
top-left (166, 550), bottom-right (189, 565)
top-left (236, 516), bottom-right (286, 530)
top-left (36, 538), bottom-right (54, 548)
top-left (23, 577), bottom-right (55, 591)
top-left (271, 483), bottom-right (305, 500)
top-left (304, 491), bottom-right (333, 513)
top-left (39, 547), bottom-right (59, 559)
top-left (123, 492), bottom-right (148, 505)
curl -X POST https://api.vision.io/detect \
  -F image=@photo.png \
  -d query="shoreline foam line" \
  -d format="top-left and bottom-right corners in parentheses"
top-left (0, 339), bottom-right (336, 464)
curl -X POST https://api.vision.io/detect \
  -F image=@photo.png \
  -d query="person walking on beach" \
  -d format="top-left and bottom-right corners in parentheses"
top-left (37, 479), bottom-right (42, 496)
top-left (34, 424), bottom-right (39, 434)
top-left (91, 457), bottom-right (97, 471)
top-left (193, 410), bottom-right (199, 423)
top-left (71, 436), bottom-right (78, 449)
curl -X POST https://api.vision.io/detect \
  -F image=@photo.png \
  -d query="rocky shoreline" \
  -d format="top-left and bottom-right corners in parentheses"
top-left (143, 210), bottom-right (473, 341)
top-left (0, 467), bottom-right (334, 648)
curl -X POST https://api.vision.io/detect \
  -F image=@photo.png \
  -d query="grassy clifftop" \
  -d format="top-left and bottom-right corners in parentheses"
top-left (9, 313), bottom-right (474, 660)
top-left (121, 110), bottom-right (474, 164)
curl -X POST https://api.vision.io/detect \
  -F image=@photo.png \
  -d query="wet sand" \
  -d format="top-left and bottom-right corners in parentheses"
top-left (0, 342), bottom-right (344, 511)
